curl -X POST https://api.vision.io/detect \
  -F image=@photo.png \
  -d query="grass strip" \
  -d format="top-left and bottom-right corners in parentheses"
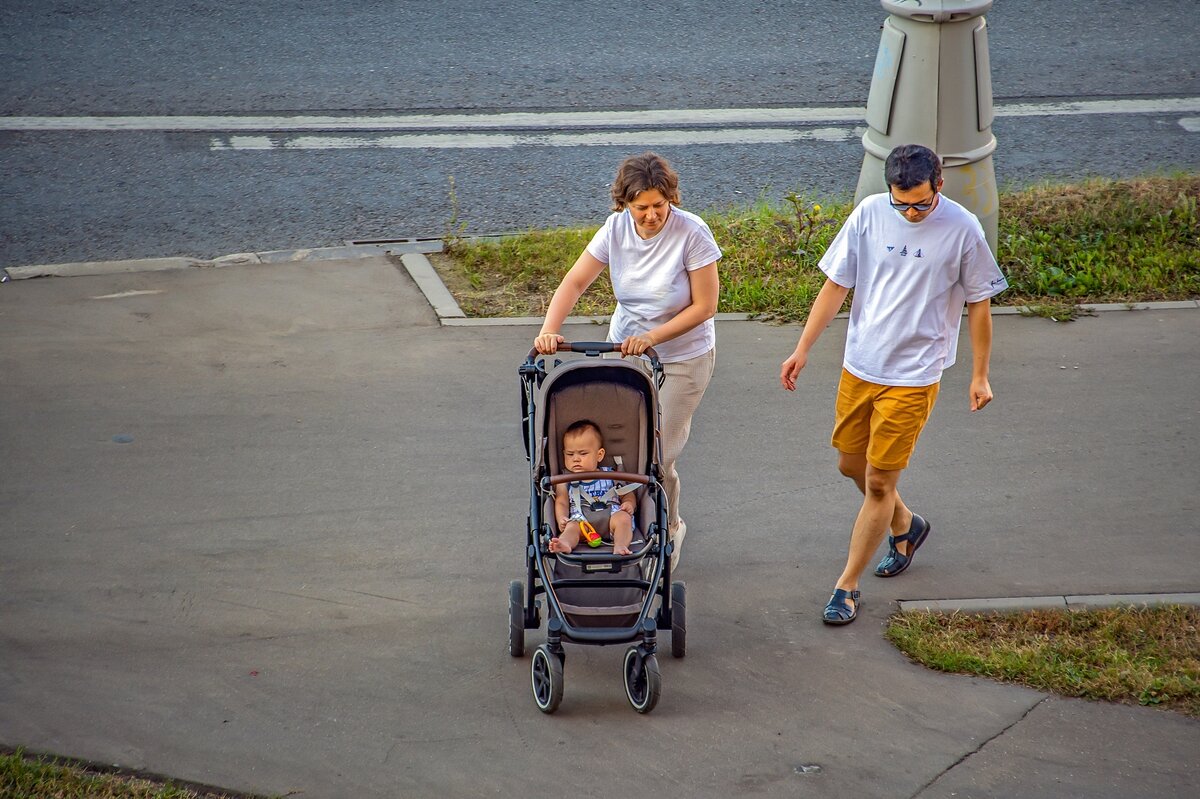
top-left (0, 748), bottom-right (269, 799)
top-left (885, 605), bottom-right (1200, 717)
top-left (433, 174), bottom-right (1199, 321)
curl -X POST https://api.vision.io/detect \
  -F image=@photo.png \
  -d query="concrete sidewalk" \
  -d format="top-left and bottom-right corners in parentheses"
top-left (1, 257), bottom-right (1197, 798)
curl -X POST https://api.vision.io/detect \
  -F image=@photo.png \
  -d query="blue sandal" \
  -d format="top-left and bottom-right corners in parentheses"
top-left (822, 588), bottom-right (861, 625)
top-left (874, 513), bottom-right (930, 578)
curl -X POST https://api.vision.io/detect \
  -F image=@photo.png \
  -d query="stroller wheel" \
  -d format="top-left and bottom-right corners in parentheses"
top-left (670, 581), bottom-right (686, 659)
top-left (508, 580), bottom-right (525, 658)
top-left (623, 646), bottom-right (661, 714)
top-left (531, 645), bottom-right (564, 713)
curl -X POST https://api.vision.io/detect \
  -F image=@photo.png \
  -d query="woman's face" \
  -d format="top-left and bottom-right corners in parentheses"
top-left (627, 188), bottom-right (671, 239)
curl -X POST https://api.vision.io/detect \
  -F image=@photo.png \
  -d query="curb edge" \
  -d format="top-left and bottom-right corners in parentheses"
top-left (898, 591), bottom-right (1200, 615)
top-left (5, 245), bottom-right (1198, 325)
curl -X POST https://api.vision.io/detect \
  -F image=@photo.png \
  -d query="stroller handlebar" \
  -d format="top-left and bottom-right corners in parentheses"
top-left (524, 341), bottom-right (662, 371)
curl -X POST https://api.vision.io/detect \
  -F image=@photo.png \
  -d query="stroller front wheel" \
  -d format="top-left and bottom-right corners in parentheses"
top-left (623, 646), bottom-right (661, 714)
top-left (670, 581), bottom-right (686, 659)
top-left (531, 644), bottom-right (564, 713)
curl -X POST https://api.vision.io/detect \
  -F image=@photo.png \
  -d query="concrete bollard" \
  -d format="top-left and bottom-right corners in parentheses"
top-left (854, 0), bottom-right (999, 254)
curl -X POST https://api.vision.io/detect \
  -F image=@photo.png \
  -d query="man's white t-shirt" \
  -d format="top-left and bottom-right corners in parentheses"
top-left (586, 206), bottom-right (722, 363)
top-left (819, 193), bottom-right (1008, 387)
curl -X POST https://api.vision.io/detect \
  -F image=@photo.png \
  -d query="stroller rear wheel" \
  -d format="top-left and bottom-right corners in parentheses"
top-left (623, 646), bottom-right (661, 714)
top-left (531, 644), bottom-right (564, 713)
top-left (508, 580), bottom-right (525, 658)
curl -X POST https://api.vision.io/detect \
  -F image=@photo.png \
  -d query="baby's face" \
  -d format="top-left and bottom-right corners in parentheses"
top-left (562, 429), bottom-right (604, 473)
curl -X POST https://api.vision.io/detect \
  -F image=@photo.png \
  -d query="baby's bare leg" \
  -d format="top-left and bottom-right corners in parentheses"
top-left (610, 511), bottom-right (633, 555)
top-left (550, 521), bottom-right (582, 554)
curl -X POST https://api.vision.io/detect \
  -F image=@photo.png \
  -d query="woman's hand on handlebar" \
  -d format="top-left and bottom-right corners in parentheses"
top-left (620, 333), bottom-right (655, 357)
top-left (534, 332), bottom-right (564, 354)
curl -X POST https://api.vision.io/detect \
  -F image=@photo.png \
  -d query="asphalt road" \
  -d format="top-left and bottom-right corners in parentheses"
top-left (2, 260), bottom-right (1197, 797)
top-left (1, 0), bottom-right (1198, 268)
top-left (4, 1), bottom-right (1197, 114)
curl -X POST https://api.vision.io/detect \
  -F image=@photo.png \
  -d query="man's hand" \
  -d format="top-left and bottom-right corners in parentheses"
top-left (970, 377), bottom-right (994, 412)
top-left (780, 349), bottom-right (808, 391)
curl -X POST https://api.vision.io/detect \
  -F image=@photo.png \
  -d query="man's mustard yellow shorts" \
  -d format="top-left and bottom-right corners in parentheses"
top-left (831, 368), bottom-right (940, 471)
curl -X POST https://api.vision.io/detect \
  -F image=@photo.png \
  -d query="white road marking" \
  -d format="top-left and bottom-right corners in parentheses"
top-left (90, 289), bottom-right (165, 299)
top-left (1179, 117), bottom-right (1200, 132)
top-left (4, 107), bottom-right (868, 131)
top-left (3, 97), bottom-right (1198, 132)
top-left (997, 98), bottom-right (1200, 117)
top-left (209, 126), bottom-right (866, 151)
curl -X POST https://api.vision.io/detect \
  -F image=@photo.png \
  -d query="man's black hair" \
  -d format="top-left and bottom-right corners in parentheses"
top-left (884, 144), bottom-right (942, 192)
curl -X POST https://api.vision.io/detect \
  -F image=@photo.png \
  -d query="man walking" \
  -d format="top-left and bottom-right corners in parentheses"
top-left (780, 143), bottom-right (1008, 625)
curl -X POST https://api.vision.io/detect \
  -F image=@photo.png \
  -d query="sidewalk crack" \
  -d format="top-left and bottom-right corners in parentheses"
top-left (908, 695), bottom-right (1048, 799)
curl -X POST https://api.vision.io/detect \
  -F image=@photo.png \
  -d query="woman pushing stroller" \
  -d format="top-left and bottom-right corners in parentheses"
top-left (533, 152), bottom-right (721, 570)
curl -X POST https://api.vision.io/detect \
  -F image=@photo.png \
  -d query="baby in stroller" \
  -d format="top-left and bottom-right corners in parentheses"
top-left (550, 419), bottom-right (637, 556)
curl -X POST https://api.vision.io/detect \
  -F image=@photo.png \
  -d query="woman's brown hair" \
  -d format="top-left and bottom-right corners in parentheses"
top-left (610, 152), bottom-right (681, 211)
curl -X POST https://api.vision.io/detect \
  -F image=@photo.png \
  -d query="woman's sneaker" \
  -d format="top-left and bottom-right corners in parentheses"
top-left (670, 520), bottom-right (687, 571)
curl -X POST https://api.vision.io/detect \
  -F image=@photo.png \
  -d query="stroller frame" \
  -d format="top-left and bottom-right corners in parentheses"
top-left (512, 341), bottom-right (684, 714)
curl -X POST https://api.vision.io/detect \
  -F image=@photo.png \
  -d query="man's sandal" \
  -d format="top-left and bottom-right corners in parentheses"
top-left (874, 513), bottom-right (931, 578)
top-left (822, 588), bottom-right (861, 625)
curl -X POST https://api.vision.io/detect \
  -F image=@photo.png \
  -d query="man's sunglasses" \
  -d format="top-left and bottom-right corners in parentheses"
top-left (889, 192), bottom-right (938, 213)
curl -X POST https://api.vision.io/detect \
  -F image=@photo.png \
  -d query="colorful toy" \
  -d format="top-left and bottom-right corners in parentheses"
top-left (579, 519), bottom-right (603, 548)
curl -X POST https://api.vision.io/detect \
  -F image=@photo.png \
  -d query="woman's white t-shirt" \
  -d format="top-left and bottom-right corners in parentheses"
top-left (586, 206), bottom-right (722, 363)
top-left (819, 193), bottom-right (1008, 387)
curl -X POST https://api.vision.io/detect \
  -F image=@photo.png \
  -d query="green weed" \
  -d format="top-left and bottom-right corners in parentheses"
top-left (442, 175), bottom-right (468, 255)
top-left (433, 174), bottom-right (1199, 321)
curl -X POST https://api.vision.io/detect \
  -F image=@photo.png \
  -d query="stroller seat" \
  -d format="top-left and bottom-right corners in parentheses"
top-left (542, 373), bottom-right (658, 628)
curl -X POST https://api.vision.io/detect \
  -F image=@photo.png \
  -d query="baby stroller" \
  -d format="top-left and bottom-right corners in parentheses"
top-left (511, 341), bottom-right (685, 714)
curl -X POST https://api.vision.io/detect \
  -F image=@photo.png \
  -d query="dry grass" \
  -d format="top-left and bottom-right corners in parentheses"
top-left (0, 748), bottom-right (267, 799)
top-left (434, 228), bottom-right (607, 318)
top-left (886, 605), bottom-right (1200, 717)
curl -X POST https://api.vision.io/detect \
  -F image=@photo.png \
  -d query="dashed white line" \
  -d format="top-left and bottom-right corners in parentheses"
top-left (1179, 117), bottom-right (1200, 133)
top-left (90, 289), bottom-right (166, 299)
top-left (997, 97), bottom-right (1200, 118)
top-left (2, 107), bottom-right (868, 132)
top-left (209, 126), bottom-right (866, 151)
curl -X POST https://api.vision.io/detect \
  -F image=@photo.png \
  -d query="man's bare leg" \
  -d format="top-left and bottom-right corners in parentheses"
top-left (837, 451), bottom-right (916, 556)
top-left (833, 464), bottom-right (904, 610)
